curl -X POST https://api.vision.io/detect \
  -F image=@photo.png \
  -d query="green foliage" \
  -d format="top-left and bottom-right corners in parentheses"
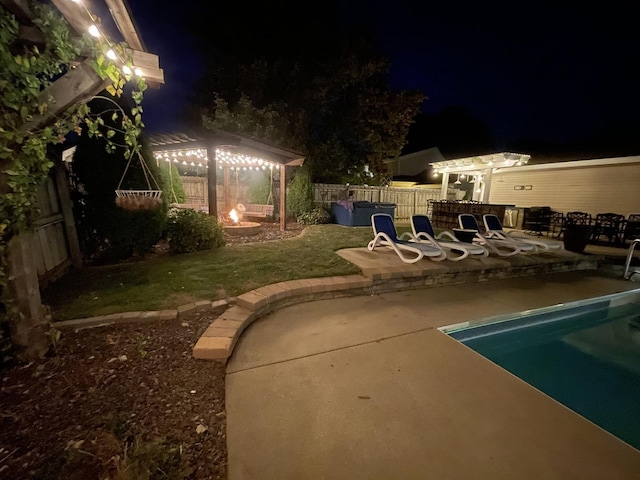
top-left (71, 115), bottom-right (166, 264)
top-left (297, 207), bottom-right (331, 225)
top-left (0, 2), bottom-right (148, 358)
top-left (166, 209), bottom-right (226, 254)
top-left (41, 224), bottom-right (373, 320)
top-left (246, 170), bottom-right (273, 205)
top-left (0, 4), bottom-right (147, 242)
top-left (157, 161), bottom-right (186, 203)
top-left (286, 166), bottom-right (314, 218)
top-left (195, 32), bottom-right (424, 185)
top-left (114, 439), bottom-right (183, 480)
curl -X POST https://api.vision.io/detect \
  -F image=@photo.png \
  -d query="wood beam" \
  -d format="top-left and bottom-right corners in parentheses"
top-left (0, 0), bottom-right (33, 23)
top-left (105, 0), bottom-right (145, 50)
top-left (207, 146), bottom-right (218, 218)
top-left (129, 49), bottom-right (164, 86)
top-left (280, 166), bottom-right (286, 231)
top-left (20, 60), bottom-right (109, 132)
top-left (50, 0), bottom-right (89, 36)
top-left (18, 24), bottom-right (45, 46)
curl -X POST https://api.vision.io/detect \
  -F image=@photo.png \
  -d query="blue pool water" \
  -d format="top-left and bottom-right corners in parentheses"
top-left (444, 289), bottom-right (640, 450)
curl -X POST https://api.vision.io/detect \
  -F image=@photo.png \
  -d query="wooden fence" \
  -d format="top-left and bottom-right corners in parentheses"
top-left (180, 177), bottom-right (458, 220)
top-left (313, 183), bottom-right (455, 220)
top-left (180, 176), bottom-right (251, 213)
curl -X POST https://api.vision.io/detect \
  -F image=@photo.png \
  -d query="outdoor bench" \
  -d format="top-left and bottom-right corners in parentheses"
top-left (243, 204), bottom-right (274, 218)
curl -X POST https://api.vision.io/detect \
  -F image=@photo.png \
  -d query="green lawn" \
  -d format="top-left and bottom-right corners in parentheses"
top-left (42, 223), bottom-right (398, 320)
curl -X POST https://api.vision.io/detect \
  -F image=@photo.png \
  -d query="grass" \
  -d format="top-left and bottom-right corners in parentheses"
top-left (42, 223), bottom-right (387, 320)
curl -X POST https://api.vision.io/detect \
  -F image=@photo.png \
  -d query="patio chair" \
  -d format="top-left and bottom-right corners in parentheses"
top-left (483, 214), bottom-right (564, 252)
top-left (591, 213), bottom-right (625, 245)
top-left (367, 213), bottom-right (447, 264)
top-left (623, 214), bottom-right (640, 243)
top-left (410, 214), bottom-right (489, 261)
top-left (457, 214), bottom-right (525, 257)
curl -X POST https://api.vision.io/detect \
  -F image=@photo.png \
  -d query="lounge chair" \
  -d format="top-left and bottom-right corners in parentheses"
top-left (457, 214), bottom-right (527, 257)
top-left (367, 213), bottom-right (447, 263)
top-left (483, 214), bottom-right (563, 252)
top-left (410, 214), bottom-right (489, 261)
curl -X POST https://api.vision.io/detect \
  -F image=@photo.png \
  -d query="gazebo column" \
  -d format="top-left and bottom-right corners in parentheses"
top-left (223, 165), bottom-right (232, 214)
top-left (206, 145), bottom-right (218, 217)
top-left (481, 168), bottom-right (493, 203)
top-left (440, 172), bottom-right (450, 199)
top-left (279, 164), bottom-right (286, 231)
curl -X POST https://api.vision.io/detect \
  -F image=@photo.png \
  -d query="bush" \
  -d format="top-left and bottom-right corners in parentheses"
top-left (71, 110), bottom-right (168, 264)
top-left (297, 207), bottom-right (331, 225)
top-left (157, 162), bottom-right (186, 204)
top-left (166, 209), bottom-right (226, 254)
top-left (286, 166), bottom-right (314, 218)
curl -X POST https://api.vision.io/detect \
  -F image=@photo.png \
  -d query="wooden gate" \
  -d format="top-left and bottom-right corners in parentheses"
top-left (31, 161), bottom-right (81, 287)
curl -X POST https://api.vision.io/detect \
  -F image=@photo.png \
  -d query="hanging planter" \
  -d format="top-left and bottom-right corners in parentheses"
top-left (115, 152), bottom-right (163, 211)
top-left (115, 189), bottom-right (163, 211)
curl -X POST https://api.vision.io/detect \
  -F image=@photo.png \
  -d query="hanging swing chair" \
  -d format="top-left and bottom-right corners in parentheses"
top-left (115, 152), bottom-right (163, 211)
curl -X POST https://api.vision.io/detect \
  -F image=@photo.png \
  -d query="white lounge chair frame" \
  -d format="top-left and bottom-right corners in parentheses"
top-left (409, 215), bottom-right (489, 261)
top-left (457, 214), bottom-right (528, 257)
top-left (483, 214), bottom-right (564, 252)
top-left (367, 213), bottom-right (447, 264)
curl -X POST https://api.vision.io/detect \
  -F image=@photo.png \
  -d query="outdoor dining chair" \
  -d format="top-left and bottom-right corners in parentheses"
top-left (622, 214), bottom-right (640, 243)
top-left (591, 213), bottom-right (625, 245)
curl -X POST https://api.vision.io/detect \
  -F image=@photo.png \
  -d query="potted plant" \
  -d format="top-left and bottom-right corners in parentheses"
top-left (562, 223), bottom-right (592, 253)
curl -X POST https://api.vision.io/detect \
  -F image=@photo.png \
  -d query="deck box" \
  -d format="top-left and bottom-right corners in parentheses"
top-left (331, 201), bottom-right (397, 227)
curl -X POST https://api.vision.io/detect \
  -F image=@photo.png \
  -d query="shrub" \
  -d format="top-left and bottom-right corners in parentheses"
top-left (247, 170), bottom-right (273, 205)
top-left (166, 209), bottom-right (226, 254)
top-left (286, 165), bottom-right (314, 218)
top-left (157, 162), bottom-right (186, 204)
top-left (297, 207), bottom-right (331, 225)
top-left (71, 113), bottom-right (168, 264)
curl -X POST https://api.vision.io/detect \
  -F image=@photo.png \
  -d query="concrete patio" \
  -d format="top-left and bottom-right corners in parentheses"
top-left (225, 269), bottom-right (640, 479)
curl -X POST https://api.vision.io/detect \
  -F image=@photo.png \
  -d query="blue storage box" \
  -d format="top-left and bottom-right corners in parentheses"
top-left (331, 201), bottom-right (396, 227)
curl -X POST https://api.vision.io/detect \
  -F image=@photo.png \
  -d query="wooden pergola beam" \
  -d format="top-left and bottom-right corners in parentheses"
top-left (0, 0), bottom-right (32, 23)
top-left (20, 60), bottom-right (110, 132)
top-left (104, 0), bottom-right (144, 51)
top-left (50, 0), bottom-right (163, 87)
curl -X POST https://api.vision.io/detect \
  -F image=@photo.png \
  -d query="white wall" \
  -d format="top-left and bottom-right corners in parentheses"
top-left (488, 157), bottom-right (640, 217)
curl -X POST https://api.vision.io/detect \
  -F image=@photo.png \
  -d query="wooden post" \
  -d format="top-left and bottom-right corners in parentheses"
top-left (206, 145), bottom-right (218, 217)
top-left (6, 233), bottom-right (50, 360)
top-left (223, 165), bottom-right (231, 214)
top-left (279, 164), bottom-right (286, 231)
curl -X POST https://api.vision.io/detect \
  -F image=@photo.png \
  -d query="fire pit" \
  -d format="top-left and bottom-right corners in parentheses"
top-left (222, 206), bottom-right (261, 236)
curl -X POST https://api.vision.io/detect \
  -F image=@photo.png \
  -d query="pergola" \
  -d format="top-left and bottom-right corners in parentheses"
top-left (147, 130), bottom-right (305, 230)
top-left (429, 152), bottom-right (531, 202)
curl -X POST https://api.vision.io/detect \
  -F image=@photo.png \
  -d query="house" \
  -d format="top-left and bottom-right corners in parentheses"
top-left (488, 155), bottom-right (640, 218)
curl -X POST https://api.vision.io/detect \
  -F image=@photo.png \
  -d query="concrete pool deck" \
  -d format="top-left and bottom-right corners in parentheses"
top-left (225, 266), bottom-right (640, 479)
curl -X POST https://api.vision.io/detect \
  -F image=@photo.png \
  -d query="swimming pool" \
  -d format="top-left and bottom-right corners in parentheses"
top-left (442, 288), bottom-right (640, 451)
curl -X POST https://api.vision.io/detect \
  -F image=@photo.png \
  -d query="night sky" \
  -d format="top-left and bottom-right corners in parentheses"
top-left (122, 0), bottom-right (640, 157)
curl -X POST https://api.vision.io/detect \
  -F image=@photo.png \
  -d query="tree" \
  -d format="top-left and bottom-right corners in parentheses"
top-left (0, 2), bottom-right (147, 360)
top-left (403, 107), bottom-right (496, 157)
top-left (189, 15), bottom-right (424, 185)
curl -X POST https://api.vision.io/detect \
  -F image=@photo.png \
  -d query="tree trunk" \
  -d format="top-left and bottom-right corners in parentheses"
top-left (6, 233), bottom-right (50, 360)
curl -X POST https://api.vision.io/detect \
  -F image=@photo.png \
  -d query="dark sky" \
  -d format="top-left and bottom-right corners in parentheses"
top-left (122, 0), bottom-right (639, 155)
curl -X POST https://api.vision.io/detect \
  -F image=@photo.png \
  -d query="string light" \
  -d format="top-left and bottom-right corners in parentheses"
top-left (65, 0), bottom-right (142, 79)
top-left (152, 147), bottom-right (282, 170)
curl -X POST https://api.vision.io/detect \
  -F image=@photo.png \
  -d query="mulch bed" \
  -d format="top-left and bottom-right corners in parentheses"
top-left (0, 221), bottom-right (306, 479)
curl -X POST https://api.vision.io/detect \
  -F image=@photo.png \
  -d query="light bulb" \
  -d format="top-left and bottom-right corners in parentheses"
top-left (106, 50), bottom-right (117, 60)
top-left (88, 25), bottom-right (100, 38)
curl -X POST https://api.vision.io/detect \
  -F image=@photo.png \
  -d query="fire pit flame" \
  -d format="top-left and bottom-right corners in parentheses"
top-left (222, 207), bottom-right (261, 236)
